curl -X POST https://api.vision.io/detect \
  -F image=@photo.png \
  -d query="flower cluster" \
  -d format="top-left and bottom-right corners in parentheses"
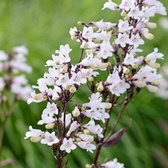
top-left (0, 46), bottom-right (32, 101)
top-left (25, 0), bottom-right (166, 167)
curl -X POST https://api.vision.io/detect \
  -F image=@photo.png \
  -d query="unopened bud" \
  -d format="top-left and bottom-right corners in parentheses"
top-left (143, 32), bottom-right (154, 40)
top-left (97, 82), bottom-right (104, 92)
top-left (105, 103), bottom-right (112, 109)
top-left (85, 164), bottom-right (92, 168)
top-left (145, 58), bottom-right (151, 63)
top-left (121, 11), bottom-right (127, 17)
top-left (132, 64), bottom-right (139, 69)
top-left (69, 85), bottom-right (77, 93)
top-left (146, 22), bottom-right (157, 29)
top-left (72, 106), bottom-right (80, 117)
top-left (83, 129), bottom-right (90, 134)
top-left (30, 136), bottom-right (42, 143)
top-left (100, 63), bottom-right (109, 69)
top-left (123, 67), bottom-right (130, 75)
top-left (124, 15), bottom-right (130, 21)
top-left (88, 77), bottom-right (94, 82)
top-left (60, 65), bottom-right (68, 73)
top-left (152, 81), bottom-right (160, 86)
top-left (45, 123), bottom-right (55, 129)
top-left (76, 138), bottom-right (81, 142)
top-left (34, 93), bottom-right (46, 101)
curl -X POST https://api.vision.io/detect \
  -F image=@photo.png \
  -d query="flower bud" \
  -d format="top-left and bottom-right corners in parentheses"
top-left (146, 22), bottom-right (157, 29)
top-left (83, 129), bottom-right (90, 134)
top-left (123, 67), bottom-right (131, 75)
top-left (75, 138), bottom-right (81, 142)
top-left (143, 32), bottom-right (154, 40)
top-left (34, 93), bottom-right (47, 101)
top-left (121, 11), bottom-right (127, 17)
top-left (30, 136), bottom-right (42, 143)
top-left (85, 164), bottom-right (92, 168)
top-left (97, 82), bottom-right (104, 92)
top-left (124, 15), bottom-right (130, 21)
top-left (104, 103), bottom-right (112, 109)
top-left (69, 85), bottom-right (77, 93)
top-left (88, 77), bottom-right (94, 82)
top-left (145, 58), bottom-right (151, 63)
top-left (152, 81), bottom-right (160, 86)
top-left (59, 65), bottom-right (68, 73)
top-left (72, 106), bottom-right (80, 117)
top-left (132, 64), bottom-right (139, 69)
top-left (45, 123), bottom-right (55, 129)
top-left (100, 63), bottom-right (109, 69)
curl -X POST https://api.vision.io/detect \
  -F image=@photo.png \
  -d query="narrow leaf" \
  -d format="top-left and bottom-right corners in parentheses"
top-left (102, 128), bottom-right (128, 147)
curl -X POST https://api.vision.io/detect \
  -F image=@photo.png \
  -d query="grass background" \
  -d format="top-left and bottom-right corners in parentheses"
top-left (0, 0), bottom-right (168, 167)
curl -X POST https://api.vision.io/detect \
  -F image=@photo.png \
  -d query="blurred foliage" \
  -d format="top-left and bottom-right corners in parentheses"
top-left (0, 0), bottom-right (168, 167)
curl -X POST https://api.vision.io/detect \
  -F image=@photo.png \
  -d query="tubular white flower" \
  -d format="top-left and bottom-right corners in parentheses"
top-left (41, 132), bottom-right (59, 146)
top-left (101, 158), bottom-right (125, 168)
top-left (60, 138), bottom-right (77, 153)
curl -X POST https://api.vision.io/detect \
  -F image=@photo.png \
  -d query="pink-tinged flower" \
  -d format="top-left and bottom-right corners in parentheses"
top-left (102, 0), bottom-right (118, 11)
top-left (41, 132), bottom-right (59, 146)
top-left (24, 126), bottom-right (44, 142)
top-left (60, 138), bottom-right (76, 153)
top-left (101, 158), bottom-right (125, 168)
top-left (115, 33), bottom-right (131, 48)
top-left (77, 141), bottom-right (96, 153)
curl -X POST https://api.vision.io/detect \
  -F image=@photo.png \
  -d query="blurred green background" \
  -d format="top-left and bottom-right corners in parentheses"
top-left (0, 0), bottom-right (168, 167)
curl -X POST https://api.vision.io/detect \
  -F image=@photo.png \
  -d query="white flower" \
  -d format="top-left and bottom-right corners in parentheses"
top-left (106, 69), bottom-right (130, 96)
top-left (132, 65), bottom-right (161, 92)
top-left (82, 92), bottom-right (111, 122)
top-left (38, 102), bottom-right (58, 125)
top-left (91, 20), bottom-right (116, 30)
top-left (0, 51), bottom-right (8, 61)
top-left (80, 53), bottom-right (108, 70)
top-left (69, 27), bottom-right (78, 40)
top-left (115, 33), bottom-right (131, 48)
top-left (46, 44), bottom-right (71, 66)
top-left (60, 113), bottom-right (72, 127)
top-left (24, 126), bottom-right (44, 142)
top-left (119, 0), bottom-right (135, 11)
top-left (157, 65), bottom-right (168, 99)
top-left (83, 109), bottom-right (110, 123)
top-left (41, 132), bottom-right (59, 146)
top-left (77, 133), bottom-right (94, 143)
top-left (82, 26), bottom-right (95, 40)
top-left (130, 34), bottom-right (144, 48)
top-left (0, 78), bottom-right (5, 91)
top-left (123, 53), bottom-right (143, 67)
top-left (118, 20), bottom-right (132, 33)
top-left (101, 158), bottom-right (125, 168)
top-left (128, 6), bottom-right (144, 20)
top-left (96, 41), bottom-right (114, 59)
top-left (12, 45), bottom-right (28, 55)
top-left (27, 91), bottom-right (47, 104)
top-left (102, 0), bottom-right (118, 11)
top-left (66, 121), bottom-right (80, 137)
top-left (84, 120), bottom-right (103, 138)
top-left (60, 138), bottom-right (76, 153)
top-left (71, 71), bottom-right (87, 85)
top-left (77, 141), bottom-right (96, 153)
top-left (145, 48), bottom-right (164, 68)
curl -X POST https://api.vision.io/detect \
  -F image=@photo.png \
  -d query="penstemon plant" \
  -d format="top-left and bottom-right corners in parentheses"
top-left (0, 46), bottom-right (32, 158)
top-left (25, 0), bottom-right (166, 167)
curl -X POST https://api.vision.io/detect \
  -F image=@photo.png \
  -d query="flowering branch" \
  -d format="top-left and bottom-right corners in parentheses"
top-left (25, 0), bottom-right (166, 167)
